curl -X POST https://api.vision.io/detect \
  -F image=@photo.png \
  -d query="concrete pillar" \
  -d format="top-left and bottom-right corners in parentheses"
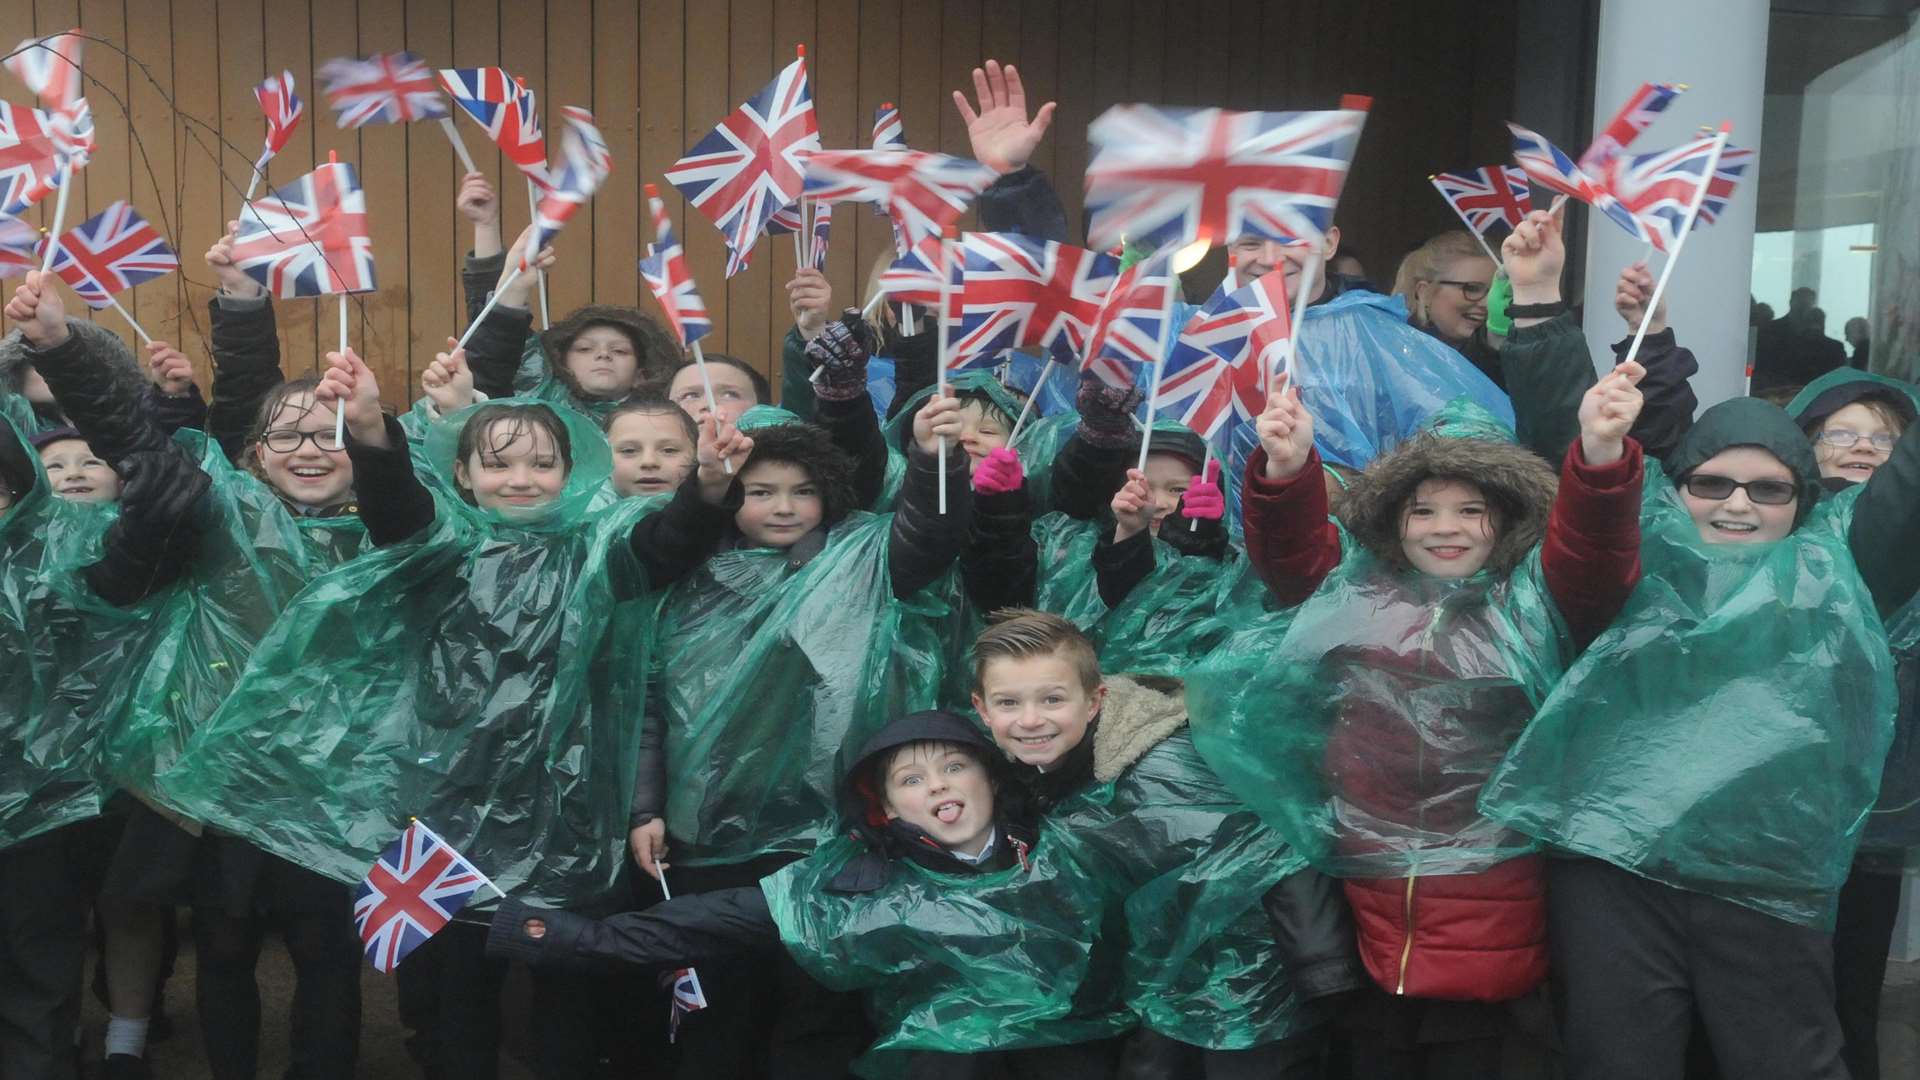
top-left (1582, 0), bottom-right (1769, 406)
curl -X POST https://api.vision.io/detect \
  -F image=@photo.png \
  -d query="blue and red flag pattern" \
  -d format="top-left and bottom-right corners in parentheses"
top-left (319, 52), bottom-right (448, 128)
top-left (254, 70), bottom-right (305, 158)
top-left (230, 161), bottom-right (376, 297)
top-left (1578, 81), bottom-right (1685, 176)
top-left (5, 30), bottom-right (84, 112)
top-left (439, 67), bottom-right (547, 188)
top-left (871, 103), bottom-right (905, 150)
top-left (946, 233), bottom-right (1120, 367)
top-left (0, 215), bottom-right (39, 278)
top-left (1081, 251), bottom-right (1176, 388)
top-left (1604, 134), bottom-right (1751, 253)
top-left (880, 236), bottom-right (945, 306)
top-left (667, 966), bottom-right (708, 1042)
top-left (1507, 122), bottom-right (1649, 244)
top-left (528, 107), bottom-right (611, 267)
top-left (0, 100), bottom-right (66, 216)
top-left (354, 821), bottom-right (489, 974)
top-left (1430, 166), bottom-right (1532, 235)
top-left (802, 149), bottom-right (995, 256)
top-left (639, 187), bottom-right (712, 347)
top-left (44, 201), bottom-right (179, 309)
top-left (1155, 267), bottom-right (1295, 441)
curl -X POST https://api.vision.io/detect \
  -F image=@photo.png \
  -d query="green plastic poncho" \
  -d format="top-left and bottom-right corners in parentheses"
top-left (882, 373), bottom-right (1072, 513)
top-left (763, 827), bottom-right (1128, 1073)
top-left (1481, 462), bottom-right (1897, 927)
top-left (156, 401), bottom-right (660, 910)
top-left (0, 421), bottom-right (166, 848)
top-left (1050, 711), bottom-right (1313, 1049)
top-left (103, 430), bottom-right (371, 796)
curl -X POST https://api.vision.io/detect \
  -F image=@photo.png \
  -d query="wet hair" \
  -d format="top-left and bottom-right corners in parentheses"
top-left (604, 394), bottom-right (699, 446)
top-left (971, 608), bottom-right (1102, 695)
top-left (730, 421), bottom-right (857, 526)
top-left (453, 404), bottom-right (574, 497)
top-left (242, 376), bottom-right (330, 489)
top-left (674, 352), bottom-right (770, 404)
top-left (955, 387), bottom-right (1015, 429)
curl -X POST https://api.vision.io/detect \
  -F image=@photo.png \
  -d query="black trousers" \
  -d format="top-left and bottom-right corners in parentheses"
top-left (0, 820), bottom-right (113, 1080)
top-left (1325, 985), bottom-right (1554, 1080)
top-left (1121, 1026), bottom-right (1329, 1080)
top-left (1833, 864), bottom-right (1904, 1080)
top-left (1547, 857), bottom-right (1848, 1080)
top-left (400, 920), bottom-right (509, 1080)
top-left (911, 1038), bottom-right (1123, 1079)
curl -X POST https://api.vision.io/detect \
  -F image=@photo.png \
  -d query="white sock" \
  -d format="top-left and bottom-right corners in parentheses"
top-left (104, 1014), bottom-right (149, 1058)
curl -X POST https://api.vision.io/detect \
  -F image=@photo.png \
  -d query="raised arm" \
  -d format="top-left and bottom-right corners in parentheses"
top-left (204, 221), bottom-right (284, 458)
top-left (487, 888), bottom-right (778, 974)
top-left (1242, 378), bottom-right (1341, 607)
top-left (888, 394), bottom-right (974, 599)
top-left (1498, 209), bottom-right (1589, 463)
top-left (464, 225), bottom-right (556, 402)
top-left (6, 272), bottom-right (169, 464)
top-left (805, 312), bottom-right (888, 508)
top-left (625, 414), bottom-right (749, 589)
top-left (325, 348), bottom-right (435, 547)
top-left (1049, 374), bottom-right (1140, 520)
top-left (1609, 261), bottom-right (1699, 464)
top-left (955, 60), bottom-right (1068, 243)
top-left (959, 448), bottom-right (1036, 613)
top-left (140, 340), bottom-right (209, 437)
top-left (456, 171), bottom-right (506, 324)
top-left (1541, 361), bottom-right (1646, 646)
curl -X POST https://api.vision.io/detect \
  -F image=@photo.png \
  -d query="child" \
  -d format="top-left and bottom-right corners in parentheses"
top-left (32, 427), bottom-right (121, 503)
top-left (667, 350), bottom-right (767, 425)
top-left (605, 396), bottom-right (700, 499)
top-left (491, 710), bottom-right (1124, 1078)
top-left (1191, 354), bottom-right (1645, 1077)
top-left (971, 609), bottom-right (1332, 1078)
top-left (1480, 389), bottom-right (1920, 1080)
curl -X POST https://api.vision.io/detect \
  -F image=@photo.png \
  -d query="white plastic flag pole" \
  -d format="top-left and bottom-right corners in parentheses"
top-left (1283, 251), bottom-right (1322, 392)
top-left (935, 229), bottom-right (956, 514)
top-left (1133, 270), bottom-right (1179, 474)
top-left (38, 164), bottom-right (73, 274)
top-left (1190, 443), bottom-right (1213, 532)
top-left (334, 293), bottom-right (350, 446)
top-left (1621, 124), bottom-right (1730, 370)
top-left (1431, 176), bottom-right (1506, 269)
top-left (458, 264), bottom-right (525, 349)
top-left (526, 181), bottom-right (550, 330)
top-left (105, 295), bottom-right (151, 345)
top-left (438, 117), bottom-right (479, 174)
top-left (689, 341), bottom-right (733, 475)
top-left (1008, 356), bottom-right (1054, 446)
top-left (243, 149), bottom-right (271, 203)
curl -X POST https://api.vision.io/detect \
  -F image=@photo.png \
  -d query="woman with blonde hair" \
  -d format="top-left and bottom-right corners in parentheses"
top-left (1395, 231), bottom-right (1502, 387)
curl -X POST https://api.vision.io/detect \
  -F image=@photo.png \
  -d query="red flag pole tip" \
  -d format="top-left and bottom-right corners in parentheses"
top-left (1717, 120), bottom-right (1733, 135)
top-left (882, 101), bottom-right (894, 110)
top-left (644, 182), bottom-right (660, 198)
top-left (1339, 94), bottom-right (1373, 112)
top-left (796, 43), bottom-right (806, 59)
top-left (328, 150), bottom-right (338, 164)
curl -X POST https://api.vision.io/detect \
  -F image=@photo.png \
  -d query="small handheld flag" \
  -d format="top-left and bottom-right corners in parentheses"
top-left (802, 149), bottom-right (996, 257)
top-left (319, 52), bottom-right (448, 127)
top-left (354, 821), bottom-right (496, 974)
top-left (1155, 266), bottom-right (1296, 443)
top-left (1578, 81), bottom-right (1685, 176)
top-left (871, 103), bottom-right (905, 150)
top-left (1081, 251), bottom-right (1177, 389)
top-left (638, 184), bottom-right (711, 347)
top-left (4, 30), bottom-right (84, 113)
top-left (439, 67), bottom-right (548, 188)
top-left (244, 71), bottom-right (305, 202)
top-left (0, 100), bottom-right (68, 217)
top-left (230, 161), bottom-right (376, 298)
top-left (654, 867), bottom-right (708, 1041)
top-left (44, 201), bottom-right (179, 341)
top-left (0, 217), bottom-right (40, 279)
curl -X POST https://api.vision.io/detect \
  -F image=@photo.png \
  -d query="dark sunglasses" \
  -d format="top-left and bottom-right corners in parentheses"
top-left (1682, 474), bottom-right (1799, 505)
top-left (1436, 279), bottom-right (1490, 301)
top-left (260, 428), bottom-right (345, 453)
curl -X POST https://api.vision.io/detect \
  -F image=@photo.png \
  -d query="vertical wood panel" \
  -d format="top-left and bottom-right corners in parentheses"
top-left (497, 0), bottom-right (545, 267)
top-left (448, 0), bottom-right (499, 325)
top-left (850, 0), bottom-right (900, 317)
top-left (170, 0), bottom-right (225, 370)
top-left (351, 0), bottom-right (407, 395)
top-left (937, 0), bottom-right (979, 160)
top-left (766, 0), bottom-right (814, 382)
top-left (1128, 0), bottom-right (1163, 105)
top-left (1014, 0), bottom-right (1057, 185)
top-left (542, 0), bottom-right (592, 320)
top-left (125, 0), bottom-right (184, 364)
top-left (812, 0), bottom-right (859, 378)
top-left (635, 0), bottom-right (686, 345)
top-left (258, 0), bottom-right (317, 371)
top-left (402, 0), bottom-right (454, 390)
top-left (1051, 0), bottom-right (1095, 243)
top-left (722, 0), bottom-right (772, 369)
top-left (680, 0), bottom-right (731, 363)
top-left (591, 0), bottom-right (640, 315)
top-left (77, 0), bottom-right (129, 339)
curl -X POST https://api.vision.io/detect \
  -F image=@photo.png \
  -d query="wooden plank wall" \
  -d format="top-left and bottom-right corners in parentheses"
top-left (1, 0), bottom-right (1518, 407)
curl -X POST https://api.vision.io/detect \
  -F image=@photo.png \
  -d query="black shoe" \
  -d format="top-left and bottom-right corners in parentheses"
top-left (101, 1054), bottom-right (152, 1080)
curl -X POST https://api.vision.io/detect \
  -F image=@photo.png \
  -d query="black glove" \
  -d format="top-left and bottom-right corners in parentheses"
top-left (805, 309), bottom-right (878, 402)
top-left (1074, 371), bottom-right (1144, 450)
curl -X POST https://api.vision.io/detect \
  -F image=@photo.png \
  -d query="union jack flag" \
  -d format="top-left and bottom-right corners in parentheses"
top-left (803, 149), bottom-right (995, 256)
top-left (667, 966), bottom-right (708, 1042)
top-left (1430, 166), bottom-right (1532, 234)
top-left (0, 216), bottom-right (38, 278)
top-left (318, 52), bottom-right (447, 128)
top-left (44, 201), bottom-right (178, 309)
top-left (1155, 268), bottom-right (1295, 441)
top-left (354, 821), bottom-right (490, 974)
top-left (439, 67), bottom-right (547, 187)
top-left (1084, 100), bottom-right (1369, 251)
top-left (872, 103), bottom-right (905, 150)
top-left (1507, 123), bottom-right (1649, 243)
top-left (1604, 134), bottom-right (1751, 253)
top-left (1578, 81), bottom-right (1685, 176)
top-left (665, 53), bottom-right (819, 277)
top-left (0, 100), bottom-right (65, 216)
top-left (946, 233), bottom-right (1120, 366)
top-left (765, 200), bottom-right (830, 270)
top-left (528, 107), bottom-right (611, 267)
top-left (255, 70), bottom-right (304, 158)
top-left (880, 235), bottom-right (944, 306)
top-left (5, 30), bottom-right (84, 112)
top-left (1082, 251), bottom-right (1176, 388)
top-left (639, 184), bottom-right (711, 346)
top-left (231, 161), bottom-right (376, 297)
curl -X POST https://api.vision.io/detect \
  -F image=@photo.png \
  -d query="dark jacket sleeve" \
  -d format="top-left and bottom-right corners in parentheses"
top-left (1049, 435), bottom-right (1132, 522)
top-left (207, 294), bottom-right (285, 461)
top-left (465, 303), bottom-right (536, 403)
top-left (626, 479), bottom-right (735, 591)
top-left (1850, 427), bottom-right (1920, 615)
top-left (83, 446), bottom-right (212, 607)
top-left (1242, 447), bottom-right (1342, 608)
top-left (1500, 312), bottom-right (1593, 464)
top-left (1093, 528), bottom-right (1156, 609)
top-left (815, 392), bottom-right (887, 510)
top-left (1260, 867), bottom-right (1366, 1003)
top-left (487, 890), bottom-right (779, 973)
top-left (342, 415), bottom-right (437, 547)
top-left (28, 324), bottom-right (170, 465)
top-left (463, 251), bottom-right (507, 326)
top-left (1159, 501), bottom-right (1230, 560)
top-left (779, 329), bottom-right (818, 421)
top-left (1541, 438), bottom-right (1644, 648)
top-left (884, 334), bottom-right (939, 423)
top-left (959, 487), bottom-right (1035, 614)
top-left (1610, 328), bottom-right (1699, 465)
top-left (977, 166), bottom-right (1070, 244)
top-left (142, 384), bottom-right (208, 438)
top-left (630, 701), bottom-right (666, 828)
top-left (889, 444), bottom-right (973, 599)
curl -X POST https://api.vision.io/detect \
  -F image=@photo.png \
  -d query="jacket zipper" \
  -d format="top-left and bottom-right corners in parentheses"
top-left (1396, 873), bottom-right (1417, 994)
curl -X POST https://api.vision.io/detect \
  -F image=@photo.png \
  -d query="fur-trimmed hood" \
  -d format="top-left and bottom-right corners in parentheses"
top-left (1334, 433), bottom-right (1558, 577)
top-left (1092, 673), bottom-right (1189, 782)
top-left (539, 304), bottom-right (681, 397)
top-left (0, 320), bottom-right (147, 407)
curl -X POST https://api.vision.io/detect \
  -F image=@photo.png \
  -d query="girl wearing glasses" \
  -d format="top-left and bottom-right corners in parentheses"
top-left (1483, 386), bottom-right (1920, 1080)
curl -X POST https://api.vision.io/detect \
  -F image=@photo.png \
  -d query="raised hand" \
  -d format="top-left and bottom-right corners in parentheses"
top-left (1111, 468), bottom-right (1153, 542)
top-left (696, 413), bottom-right (753, 502)
top-left (456, 171), bottom-right (503, 258)
top-left (972, 447), bottom-right (1024, 494)
top-left (205, 220), bottom-right (267, 299)
top-left (952, 59), bottom-right (1056, 175)
top-left (146, 341), bottom-right (196, 396)
top-left (421, 337), bottom-right (475, 415)
top-left (498, 224), bottom-right (558, 307)
top-left (1501, 208), bottom-right (1565, 308)
top-left (316, 348), bottom-right (385, 447)
top-left (1578, 360), bottom-right (1647, 467)
top-left (1613, 261), bottom-right (1666, 335)
top-left (786, 268), bottom-right (833, 341)
top-left (1181, 459), bottom-right (1225, 520)
top-left (4, 271), bottom-right (69, 347)
top-left (913, 393), bottom-right (965, 456)
top-left (1256, 373), bottom-right (1315, 481)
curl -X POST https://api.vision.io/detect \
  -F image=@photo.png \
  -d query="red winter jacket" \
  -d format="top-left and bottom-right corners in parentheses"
top-left (1241, 439), bottom-right (1643, 1001)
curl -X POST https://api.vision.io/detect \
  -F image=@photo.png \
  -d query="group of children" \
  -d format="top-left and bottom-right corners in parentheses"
top-left (2, 65), bottom-right (1918, 1080)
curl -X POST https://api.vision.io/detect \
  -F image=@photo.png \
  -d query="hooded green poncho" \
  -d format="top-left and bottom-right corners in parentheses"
top-left (1482, 399), bottom-right (1897, 927)
top-left (155, 401), bottom-right (660, 910)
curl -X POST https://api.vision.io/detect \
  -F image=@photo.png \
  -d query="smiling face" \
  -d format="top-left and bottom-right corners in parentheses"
top-left (454, 416), bottom-right (569, 514)
top-left (608, 410), bottom-right (696, 499)
top-left (734, 459), bottom-right (824, 549)
top-left (670, 363), bottom-right (758, 424)
top-left (564, 325), bottom-right (641, 399)
top-left (1680, 447), bottom-right (1799, 544)
top-left (1399, 478), bottom-right (1497, 578)
top-left (38, 438), bottom-right (120, 503)
top-left (254, 392), bottom-right (354, 507)
top-left (880, 741), bottom-right (997, 857)
top-left (955, 398), bottom-right (1012, 472)
top-left (1413, 253), bottom-right (1495, 341)
top-left (1142, 452), bottom-right (1200, 534)
top-left (972, 651), bottom-right (1105, 770)
top-left (1227, 225), bottom-right (1340, 296)
top-left (1812, 402), bottom-right (1903, 484)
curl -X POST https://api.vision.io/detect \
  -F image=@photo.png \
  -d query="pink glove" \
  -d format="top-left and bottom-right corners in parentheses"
top-left (1180, 460), bottom-right (1224, 520)
top-left (972, 447), bottom-right (1024, 495)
